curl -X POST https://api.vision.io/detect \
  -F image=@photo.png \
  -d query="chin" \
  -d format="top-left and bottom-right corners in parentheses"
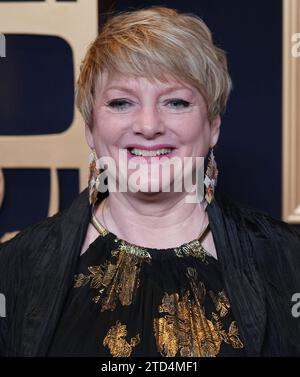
top-left (127, 177), bottom-right (176, 194)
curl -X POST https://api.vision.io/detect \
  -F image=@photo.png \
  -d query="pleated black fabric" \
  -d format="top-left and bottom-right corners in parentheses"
top-left (1, 187), bottom-right (300, 357)
top-left (47, 231), bottom-right (245, 357)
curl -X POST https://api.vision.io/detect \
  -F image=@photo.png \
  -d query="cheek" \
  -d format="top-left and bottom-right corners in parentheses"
top-left (174, 113), bottom-right (210, 143)
top-left (92, 111), bottom-right (124, 144)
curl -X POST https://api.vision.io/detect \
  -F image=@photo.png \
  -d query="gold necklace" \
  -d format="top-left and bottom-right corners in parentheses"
top-left (91, 198), bottom-right (109, 236)
top-left (90, 198), bottom-right (213, 262)
top-left (91, 197), bottom-right (210, 244)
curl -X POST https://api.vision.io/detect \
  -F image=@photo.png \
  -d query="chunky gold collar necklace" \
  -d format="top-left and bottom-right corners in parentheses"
top-left (90, 197), bottom-right (211, 262)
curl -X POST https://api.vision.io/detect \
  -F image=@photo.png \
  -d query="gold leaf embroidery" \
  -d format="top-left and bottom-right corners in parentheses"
top-left (227, 321), bottom-right (244, 348)
top-left (89, 265), bottom-right (107, 289)
top-left (103, 321), bottom-right (140, 357)
top-left (73, 273), bottom-right (91, 288)
top-left (209, 290), bottom-right (231, 317)
top-left (174, 240), bottom-right (209, 263)
top-left (154, 290), bottom-right (221, 357)
top-left (153, 268), bottom-right (244, 357)
top-left (117, 240), bottom-right (152, 259)
top-left (73, 245), bottom-right (151, 312)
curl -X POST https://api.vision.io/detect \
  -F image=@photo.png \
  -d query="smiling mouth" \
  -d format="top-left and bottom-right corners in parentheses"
top-left (127, 147), bottom-right (175, 157)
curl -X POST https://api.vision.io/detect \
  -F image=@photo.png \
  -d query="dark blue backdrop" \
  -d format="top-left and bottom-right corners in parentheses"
top-left (0, 0), bottom-right (282, 237)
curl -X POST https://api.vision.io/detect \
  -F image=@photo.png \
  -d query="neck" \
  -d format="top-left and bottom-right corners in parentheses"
top-left (94, 191), bottom-right (208, 249)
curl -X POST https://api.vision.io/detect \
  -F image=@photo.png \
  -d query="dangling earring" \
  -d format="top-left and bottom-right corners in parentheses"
top-left (204, 148), bottom-right (218, 204)
top-left (88, 149), bottom-right (108, 205)
top-left (88, 148), bottom-right (100, 206)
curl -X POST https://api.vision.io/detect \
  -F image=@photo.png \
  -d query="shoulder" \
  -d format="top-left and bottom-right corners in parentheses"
top-left (212, 192), bottom-right (300, 301)
top-left (0, 210), bottom-right (64, 254)
top-left (213, 191), bottom-right (300, 279)
top-left (214, 190), bottom-right (299, 241)
top-left (0, 187), bottom-right (90, 262)
top-left (0, 210), bottom-right (65, 286)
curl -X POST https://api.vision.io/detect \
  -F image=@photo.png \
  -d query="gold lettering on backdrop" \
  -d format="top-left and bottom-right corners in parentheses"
top-left (0, 0), bottom-right (98, 241)
top-left (283, 0), bottom-right (300, 223)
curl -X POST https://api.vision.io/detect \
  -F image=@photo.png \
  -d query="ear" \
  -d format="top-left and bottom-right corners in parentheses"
top-left (85, 124), bottom-right (95, 149)
top-left (209, 115), bottom-right (221, 148)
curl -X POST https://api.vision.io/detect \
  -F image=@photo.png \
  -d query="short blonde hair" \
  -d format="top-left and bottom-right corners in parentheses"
top-left (76, 6), bottom-right (232, 126)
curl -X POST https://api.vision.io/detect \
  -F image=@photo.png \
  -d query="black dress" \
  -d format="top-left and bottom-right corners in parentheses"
top-left (47, 220), bottom-right (245, 357)
top-left (4, 187), bottom-right (300, 356)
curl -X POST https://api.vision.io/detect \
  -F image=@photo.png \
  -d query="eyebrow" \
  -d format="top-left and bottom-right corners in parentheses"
top-left (103, 85), bottom-right (195, 96)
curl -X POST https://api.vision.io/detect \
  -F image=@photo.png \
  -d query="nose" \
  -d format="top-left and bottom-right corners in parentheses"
top-left (132, 105), bottom-right (165, 138)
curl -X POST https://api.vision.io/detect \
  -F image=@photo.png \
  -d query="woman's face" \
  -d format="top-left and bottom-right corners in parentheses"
top-left (86, 71), bottom-right (221, 195)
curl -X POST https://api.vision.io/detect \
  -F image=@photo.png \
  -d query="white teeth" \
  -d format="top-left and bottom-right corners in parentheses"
top-left (130, 148), bottom-right (173, 157)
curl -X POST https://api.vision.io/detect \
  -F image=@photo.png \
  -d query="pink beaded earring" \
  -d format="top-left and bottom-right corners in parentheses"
top-left (204, 148), bottom-right (218, 204)
top-left (88, 149), bottom-right (100, 206)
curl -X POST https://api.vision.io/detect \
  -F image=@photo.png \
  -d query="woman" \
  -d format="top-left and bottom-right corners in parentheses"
top-left (1, 6), bottom-right (300, 357)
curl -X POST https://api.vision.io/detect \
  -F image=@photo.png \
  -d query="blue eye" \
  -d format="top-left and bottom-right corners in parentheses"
top-left (166, 99), bottom-right (191, 109)
top-left (107, 99), bottom-right (132, 111)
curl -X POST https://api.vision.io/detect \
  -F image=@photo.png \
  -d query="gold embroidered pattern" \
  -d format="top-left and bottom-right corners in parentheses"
top-left (74, 247), bottom-right (151, 311)
top-left (117, 240), bottom-right (152, 259)
top-left (153, 268), bottom-right (244, 357)
top-left (209, 290), bottom-right (230, 317)
top-left (210, 312), bottom-right (244, 349)
top-left (174, 239), bottom-right (209, 263)
top-left (103, 321), bottom-right (140, 357)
